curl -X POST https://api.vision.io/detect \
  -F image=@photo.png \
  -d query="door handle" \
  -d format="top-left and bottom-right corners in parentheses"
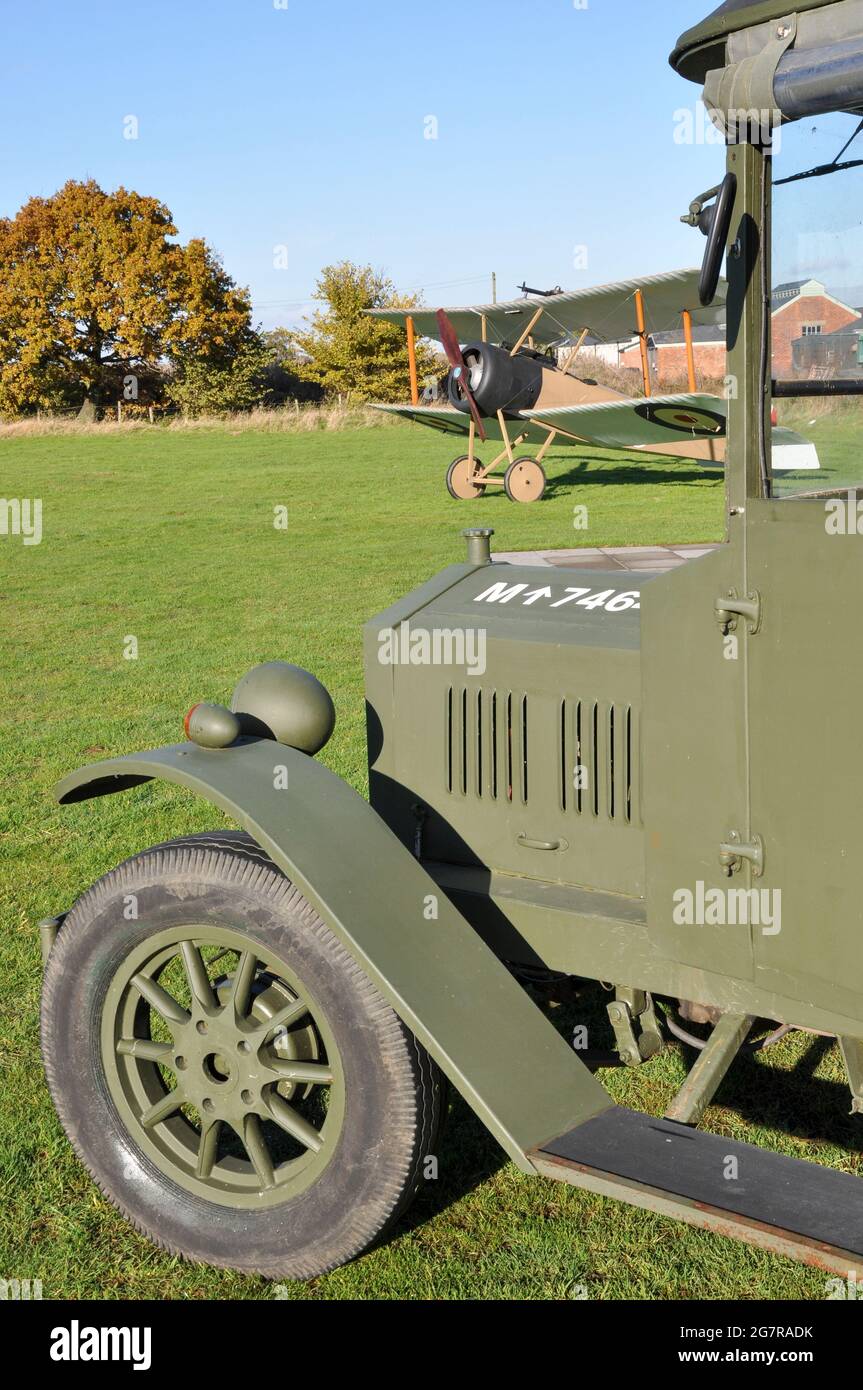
top-left (516, 833), bottom-right (569, 852)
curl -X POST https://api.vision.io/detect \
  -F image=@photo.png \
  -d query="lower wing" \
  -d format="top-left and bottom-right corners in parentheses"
top-left (373, 397), bottom-right (819, 470)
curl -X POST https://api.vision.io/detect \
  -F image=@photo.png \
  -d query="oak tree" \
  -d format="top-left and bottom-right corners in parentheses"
top-left (0, 179), bottom-right (254, 415)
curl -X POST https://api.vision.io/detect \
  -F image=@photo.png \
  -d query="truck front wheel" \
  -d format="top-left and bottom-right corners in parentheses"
top-left (41, 831), bottom-right (444, 1280)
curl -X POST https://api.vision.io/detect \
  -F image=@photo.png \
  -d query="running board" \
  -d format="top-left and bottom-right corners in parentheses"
top-left (532, 1107), bottom-right (863, 1277)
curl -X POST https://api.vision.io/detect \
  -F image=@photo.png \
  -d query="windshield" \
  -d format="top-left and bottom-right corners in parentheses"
top-left (770, 113), bottom-right (863, 498)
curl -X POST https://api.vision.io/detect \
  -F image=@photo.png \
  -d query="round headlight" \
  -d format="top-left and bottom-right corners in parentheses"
top-left (230, 662), bottom-right (336, 755)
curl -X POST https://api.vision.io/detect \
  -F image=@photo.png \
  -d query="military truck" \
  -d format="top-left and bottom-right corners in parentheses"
top-left (40, 0), bottom-right (863, 1281)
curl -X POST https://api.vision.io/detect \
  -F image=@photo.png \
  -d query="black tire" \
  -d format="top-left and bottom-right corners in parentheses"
top-left (41, 831), bottom-right (445, 1280)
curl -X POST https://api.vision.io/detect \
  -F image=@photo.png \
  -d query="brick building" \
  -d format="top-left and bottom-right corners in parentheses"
top-left (615, 277), bottom-right (860, 387)
top-left (619, 324), bottom-right (725, 386)
top-left (792, 314), bottom-right (863, 379)
top-left (770, 279), bottom-right (860, 375)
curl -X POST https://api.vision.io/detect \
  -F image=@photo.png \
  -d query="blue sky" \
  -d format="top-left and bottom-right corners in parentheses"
top-left (0, 0), bottom-right (726, 329)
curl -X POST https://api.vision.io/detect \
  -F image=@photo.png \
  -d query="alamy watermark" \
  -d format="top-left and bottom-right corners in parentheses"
top-left (378, 621), bottom-right (487, 677)
top-left (673, 883), bottom-right (781, 936)
top-left (825, 493), bottom-right (863, 535)
top-left (50, 1321), bottom-right (151, 1370)
top-left (674, 105), bottom-right (783, 152)
top-left (1, 1278), bottom-right (42, 1299)
top-left (1, 497), bottom-right (42, 545)
top-left (826, 1273), bottom-right (862, 1299)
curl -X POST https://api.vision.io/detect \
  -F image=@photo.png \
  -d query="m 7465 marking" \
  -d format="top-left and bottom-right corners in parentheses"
top-left (474, 581), bottom-right (642, 611)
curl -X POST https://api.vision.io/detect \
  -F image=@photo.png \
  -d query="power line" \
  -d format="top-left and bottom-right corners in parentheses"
top-left (253, 273), bottom-right (497, 311)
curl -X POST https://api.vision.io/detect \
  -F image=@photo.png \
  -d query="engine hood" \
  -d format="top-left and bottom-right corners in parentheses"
top-left (363, 560), bottom-right (662, 897)
top-left (368, 561), bottom-right (662, 655)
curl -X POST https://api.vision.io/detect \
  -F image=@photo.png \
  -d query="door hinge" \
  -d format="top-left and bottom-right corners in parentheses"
top-left (715, 589), bottom-right (762, 635)
top-left (719, 830), bottom-right (764, 878)
top-left (607, 989), bottom-right (663, 1068)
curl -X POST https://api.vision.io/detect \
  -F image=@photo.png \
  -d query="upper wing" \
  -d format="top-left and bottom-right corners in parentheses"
top-left (368, 268), bottom-right (727, 348)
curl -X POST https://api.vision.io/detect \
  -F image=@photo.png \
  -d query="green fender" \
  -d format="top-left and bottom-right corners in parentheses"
top-left (56, 738), bottom-right (613, 1172)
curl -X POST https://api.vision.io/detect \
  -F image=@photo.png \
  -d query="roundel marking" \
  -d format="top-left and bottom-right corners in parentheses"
top-left (634, 402), bottom-right (726, 436)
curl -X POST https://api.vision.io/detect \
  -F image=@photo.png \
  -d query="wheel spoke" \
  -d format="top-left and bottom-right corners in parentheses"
top-left (231, 950), bottom-right (258, 1021)
top-left (196, 1118), bottom-right (222, 1179)
top-left (140, 1088), bottom-right (186, 1128)
top-left (179, 941), bottom-right (217, 1010)
top-left (268, 1059), bottom-right (333, 1086)
top-left (241, 1114), bottom-right (275, 1188)
top-left (132, 973), bottom-right (190, 1028)
top-left (116, 1038), bottom-right (174, 1063)
top-left (107, 926), bottom-right (343, 1199)
top-left (258, 996), bottom-right (310, 1040)
top-left (265, 1092), bottom-right (324, 1154)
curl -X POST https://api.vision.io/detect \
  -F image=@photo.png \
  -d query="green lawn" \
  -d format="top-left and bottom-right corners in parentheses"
top-left (0, 422), bottom-right (852, 1300)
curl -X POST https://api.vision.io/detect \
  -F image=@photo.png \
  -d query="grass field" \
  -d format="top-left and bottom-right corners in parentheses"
top-left (0, 420), bottom-right (856, 1301)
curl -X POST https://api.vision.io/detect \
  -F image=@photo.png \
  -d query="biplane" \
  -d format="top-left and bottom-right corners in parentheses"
top-left (369, 268), bottom-right (819, 501)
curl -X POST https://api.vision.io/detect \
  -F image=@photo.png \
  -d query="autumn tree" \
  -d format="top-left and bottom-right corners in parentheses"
top-left (292, 262), bottom-right (435, 402)
top-left (0, 179), bottom-right (254, 416)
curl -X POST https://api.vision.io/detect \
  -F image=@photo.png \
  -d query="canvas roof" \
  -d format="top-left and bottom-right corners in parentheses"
top-left (671, 0), bottom-right (839, 82)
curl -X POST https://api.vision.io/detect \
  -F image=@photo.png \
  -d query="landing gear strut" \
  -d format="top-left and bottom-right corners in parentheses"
top-left (445, 415), bottom-right (558, 504)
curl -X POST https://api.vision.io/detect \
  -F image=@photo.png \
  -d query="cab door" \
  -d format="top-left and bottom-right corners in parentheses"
top-left (642, 537), bottom-right (754, 984)
top-left (745, 114), bottom-right (863, 1021)
top-left (746, 503), bottom-right (863, 1020)
top-left (643, 143), bottom-right (757, 986)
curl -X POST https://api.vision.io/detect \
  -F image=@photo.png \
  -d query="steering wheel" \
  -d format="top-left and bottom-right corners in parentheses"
top-left (699, 172), bottom-right (737, 307)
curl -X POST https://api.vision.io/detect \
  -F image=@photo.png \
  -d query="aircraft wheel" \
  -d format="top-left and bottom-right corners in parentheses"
top-left (504, 457), bottom-right (547, 503)
top-left (41, 831), bottom-right (444, 1279)
top-left (446, 455), bottom-right (486, 500)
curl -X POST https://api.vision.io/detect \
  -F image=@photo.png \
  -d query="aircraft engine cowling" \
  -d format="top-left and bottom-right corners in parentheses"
top-left (447, 342), bottom-right (546, 419)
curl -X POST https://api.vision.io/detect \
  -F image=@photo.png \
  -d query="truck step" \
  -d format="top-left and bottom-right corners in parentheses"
top-left (532, 1107), bottom-right (863, 1276)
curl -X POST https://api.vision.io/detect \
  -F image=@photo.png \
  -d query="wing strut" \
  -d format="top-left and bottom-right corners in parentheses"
top-left (634, 289), bottom-right (652, 398)
top-left (682, 309), bottom-right (698, 393)
top-left (406, 315), bottom-right (419, 406)
top-left (510, 306), bottom-right (545, 356)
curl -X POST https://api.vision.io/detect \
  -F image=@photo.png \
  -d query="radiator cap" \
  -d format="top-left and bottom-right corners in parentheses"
top-left (463, 528), bottom-right (494, 565)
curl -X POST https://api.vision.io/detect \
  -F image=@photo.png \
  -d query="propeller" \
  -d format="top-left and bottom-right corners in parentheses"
top-left (436, 308), bottom-right (487, 442)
